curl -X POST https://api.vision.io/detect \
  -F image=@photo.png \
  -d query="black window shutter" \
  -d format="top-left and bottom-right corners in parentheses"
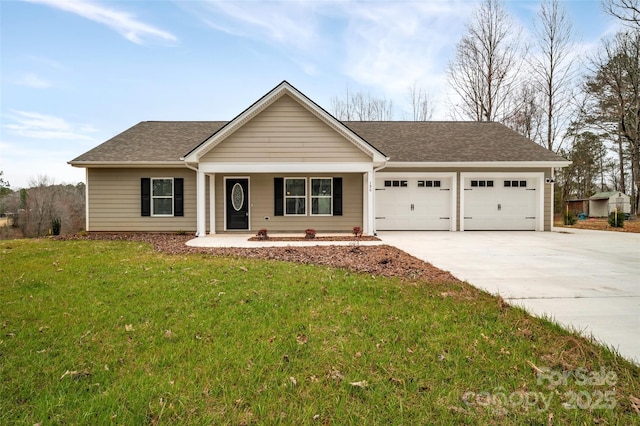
top-left (333, 177), bottom-right (343, 216)
top-left (141, 178), bottom-right (151, 216)
top-left (274, 177), bottom-right (284, 216)
top-left (174, 178), bottom-right (184, 217)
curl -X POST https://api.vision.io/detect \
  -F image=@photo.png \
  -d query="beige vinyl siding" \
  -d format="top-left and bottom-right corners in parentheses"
top-left (87, 168), bottom-right (197, 232)
top-left (214, 173), bottom-right (363, 233)
top-left (201, 95), bottom-right (371, 163)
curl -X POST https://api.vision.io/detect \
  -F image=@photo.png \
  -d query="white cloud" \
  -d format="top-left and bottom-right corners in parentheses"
top-left (181, 0), bottom-right (472, 113)
top-left (15, 72), bottom-right (51, 88)
top-left (23, 0), bottom-right (177, 45)
top-left (338, 1), bottom-right (474, 115)
top-left (3, 110), bottom-right (99, 140)
top-left (181, 0), bottom-right (320, 50)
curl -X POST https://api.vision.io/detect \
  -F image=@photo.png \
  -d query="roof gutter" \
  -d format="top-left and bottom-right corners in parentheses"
top-left (68, 161), bottom-right (186, 168)
top-left (384, 160), bottom-right (572, 168)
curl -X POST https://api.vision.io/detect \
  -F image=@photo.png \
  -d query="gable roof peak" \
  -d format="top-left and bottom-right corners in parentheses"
top-left (182, 81), bottom-right (387, 163)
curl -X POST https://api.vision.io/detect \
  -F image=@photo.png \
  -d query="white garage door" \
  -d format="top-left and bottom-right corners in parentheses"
top-left (376, 177), bottom-right (452, 230)
top-left (463, 177), bottom-right (538, 230)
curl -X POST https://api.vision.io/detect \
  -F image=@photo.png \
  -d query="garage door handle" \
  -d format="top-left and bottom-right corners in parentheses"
top-left (410, 204), bottom-right (414, 211)
top-left (498, 204), bottom-right (501, 211)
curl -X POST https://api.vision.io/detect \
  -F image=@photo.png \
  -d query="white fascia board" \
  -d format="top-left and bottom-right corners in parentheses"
top-left (384, 161), bottom-right (571, 168)
top-left (460, 171), bottom-right (545, 178)
top-left (68, 161), bottom-right (187, 168)
top-left (199, 162), bottom-right (373, 174)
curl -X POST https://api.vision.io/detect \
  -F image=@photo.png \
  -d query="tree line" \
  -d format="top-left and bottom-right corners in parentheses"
top-left (0, 173), bottom-right (85, 238)
top-left (331, 0), bottom-right (639, 214)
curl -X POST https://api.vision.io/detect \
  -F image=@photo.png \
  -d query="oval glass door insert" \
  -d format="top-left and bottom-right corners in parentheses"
top-left (231, 183), bottom-right (244, 211)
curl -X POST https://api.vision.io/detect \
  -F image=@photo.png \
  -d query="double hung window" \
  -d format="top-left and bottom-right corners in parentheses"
top-left (285, 178), bottom-right (306, 215)
top-left (311, 178), bottom-right (332, 215)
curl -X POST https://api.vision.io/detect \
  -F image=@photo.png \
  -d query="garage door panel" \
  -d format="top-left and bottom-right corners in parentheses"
top-left (463, 177), bottom-right (538, 231)
top-left (412, 187), bottom-right (451, 230)
top-left (376, 177), bottom-right (452, 231)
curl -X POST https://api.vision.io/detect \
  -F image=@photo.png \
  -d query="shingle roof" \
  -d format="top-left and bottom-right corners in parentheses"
top-left (590, 191), bottom-right (626, 200)
top-left (70, 120), bottom-right (567, 164)
top-left (344, 121), bottom-right (565, 162)
top-left (70, 121), bottom-right (227, 163)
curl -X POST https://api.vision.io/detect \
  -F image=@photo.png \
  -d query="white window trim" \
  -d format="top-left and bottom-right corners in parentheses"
top-left (310, 177), bottom-right (333, 216)
top-left (151, 177), bottom-right (174, 217)
top-left (284, 177), bottom-right (307, 216)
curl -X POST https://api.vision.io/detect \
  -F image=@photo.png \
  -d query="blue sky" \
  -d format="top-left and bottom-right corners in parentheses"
top-left (0, 0), bottom-right (620, 188)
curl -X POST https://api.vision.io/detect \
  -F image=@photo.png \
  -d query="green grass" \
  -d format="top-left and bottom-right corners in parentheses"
top-left (1, 239), bottom-right (638, 424)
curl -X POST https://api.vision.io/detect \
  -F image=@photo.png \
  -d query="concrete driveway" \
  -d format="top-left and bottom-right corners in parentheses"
top-left (378, 229), bottom-right (640, 364)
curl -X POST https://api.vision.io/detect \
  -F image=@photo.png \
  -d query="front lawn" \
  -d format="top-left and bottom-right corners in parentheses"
top-left (1, 239), bottom-right (638, 424)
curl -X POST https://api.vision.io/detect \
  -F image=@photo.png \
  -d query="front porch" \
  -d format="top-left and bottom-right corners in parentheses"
top-left (186, 232), bottom-right (383, 248)
top-left (193, 167), bottom-right (377, 237)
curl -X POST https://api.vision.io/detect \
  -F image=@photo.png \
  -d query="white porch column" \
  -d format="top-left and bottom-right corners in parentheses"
top-left (363, 169), bottom-right (374, 235)
top-left (197, 169), bottom-right (206, 237)
top-left (209, 173), bottom-right (216, 235)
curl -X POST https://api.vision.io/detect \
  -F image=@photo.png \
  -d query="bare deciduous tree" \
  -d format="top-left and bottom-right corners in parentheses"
top-left (584, 30), bottom-right (640, 212)
top-left (2, 175), bottom-right (86, 238)
top-left (504, 81), bottom-right (544, 141)
top-left (531, 0), bottom-right (578, 153)
top-left (407, 82), bottom-right (434, 121)
top-left (447, 0), bottom-right (526, 123)
top-left (603, 0), bottom-right (640, 29)
top-left (330, 88), bottom-right (393, 121)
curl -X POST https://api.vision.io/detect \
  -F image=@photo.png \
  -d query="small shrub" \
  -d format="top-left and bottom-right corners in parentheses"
top-left (256, 228), bottom-right (268, 240)
top-left (608, 211), bottom-right (625, 228)
top-left (563, 211), bottom-right (577, 226)
top-left (352, 226), bottom-right (363, 237)
top-left (51, 217), bottom-right (62, 236)
top-left (305, 228), bottom-right (316, 239)
top-left (176, 230), bottom-right (187, 236)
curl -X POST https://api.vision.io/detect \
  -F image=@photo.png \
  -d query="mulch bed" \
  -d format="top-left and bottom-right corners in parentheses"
top-left (55, 233), bottom-right (460, 282)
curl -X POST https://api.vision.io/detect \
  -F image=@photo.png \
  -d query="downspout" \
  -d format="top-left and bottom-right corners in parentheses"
top-left (183, 160), bottom-right (202, 236)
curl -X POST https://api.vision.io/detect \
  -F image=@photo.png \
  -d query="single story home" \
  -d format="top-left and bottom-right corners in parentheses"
top-left (589, 191), bottom-right (631, 217)
top-left (69, 81), bottom-right (570, 236)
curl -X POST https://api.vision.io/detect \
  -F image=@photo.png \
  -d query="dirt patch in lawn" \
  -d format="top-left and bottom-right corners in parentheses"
top-left (55, 233), bottom-right (459, 282)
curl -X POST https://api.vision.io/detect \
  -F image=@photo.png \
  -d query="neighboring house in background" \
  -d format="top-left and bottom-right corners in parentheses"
top-left (565, 198), bottom-right (590, 216)
top-left (69, 81), bottom-right (570, 236)
top-left (589, 191), bottom-right (631, 217)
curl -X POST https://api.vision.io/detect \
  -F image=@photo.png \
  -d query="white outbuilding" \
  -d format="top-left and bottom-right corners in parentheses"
top-left (588, 191), bottom-right (631, 217)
